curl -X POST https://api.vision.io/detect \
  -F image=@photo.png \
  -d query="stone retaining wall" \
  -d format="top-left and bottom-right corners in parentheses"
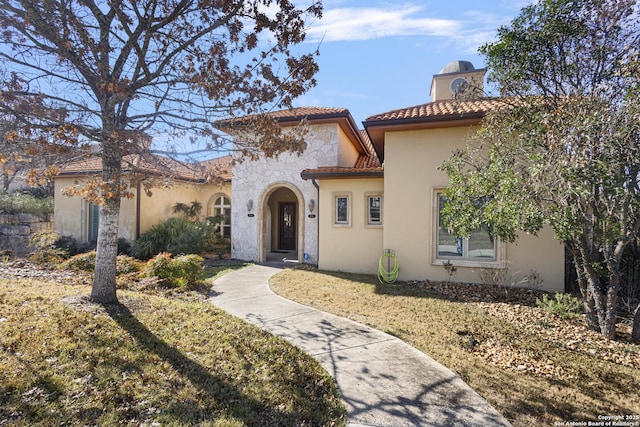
top-left (0, 214), bottom-right (53, 257)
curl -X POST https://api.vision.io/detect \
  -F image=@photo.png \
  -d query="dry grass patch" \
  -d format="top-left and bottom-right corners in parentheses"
top-left (0, 277), bottom-right (345, 426)
top-left (269, 268), bottom-right (640, 427)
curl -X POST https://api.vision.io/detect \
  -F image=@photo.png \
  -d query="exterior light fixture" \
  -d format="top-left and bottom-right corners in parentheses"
top-left (308, 199), bottom-right (315, 213)
top-left (246, 199), bottom-right (253, 213)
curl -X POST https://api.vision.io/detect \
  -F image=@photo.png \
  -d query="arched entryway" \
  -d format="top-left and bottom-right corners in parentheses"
top-left (258, 183), bottom-right (305, 263)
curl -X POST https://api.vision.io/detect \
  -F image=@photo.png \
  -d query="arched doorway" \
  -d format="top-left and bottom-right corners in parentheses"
top-left (258, 183), bottom-right (305, 263)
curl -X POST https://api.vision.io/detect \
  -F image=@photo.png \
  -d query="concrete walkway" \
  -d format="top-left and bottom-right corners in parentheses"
top-left (210, 264), bottom-right (511, 427)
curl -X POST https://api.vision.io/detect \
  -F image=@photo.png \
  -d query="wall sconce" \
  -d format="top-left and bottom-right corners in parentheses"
top-left (308, 199), bottom-right (315, 213)
top-left (246, 199), bottom-right (253, 213)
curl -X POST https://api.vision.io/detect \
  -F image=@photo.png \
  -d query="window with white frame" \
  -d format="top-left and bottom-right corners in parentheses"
top-left (366, 194), bottom-right (382, 226)
top-left (211, 195), bottom-right (231, 238)
top-left (436, 192), bottom-right (496, 261)
top-left (333, 192), bottom-right (351, 226)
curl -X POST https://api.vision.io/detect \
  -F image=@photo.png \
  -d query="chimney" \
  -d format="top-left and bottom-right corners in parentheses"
top-left (429, 60), bottom-right (486, 102)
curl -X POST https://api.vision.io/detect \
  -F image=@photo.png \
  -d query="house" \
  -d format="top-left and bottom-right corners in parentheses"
top-left (54, 153), bottom-right (233, 243)
top-left (53, 60), bottom-right (564, 292)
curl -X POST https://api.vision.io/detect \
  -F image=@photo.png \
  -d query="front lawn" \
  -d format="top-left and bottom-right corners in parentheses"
top-left (0, 274), bottom-right (346, 426)
top-left (269, 268), bottom-right (640, 427)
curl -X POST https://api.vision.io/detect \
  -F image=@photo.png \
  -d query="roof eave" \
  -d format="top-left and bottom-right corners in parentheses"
top-left (55, 169), bottom-right (231, 184)
top-left (301, 169), bottom-right (384, 180)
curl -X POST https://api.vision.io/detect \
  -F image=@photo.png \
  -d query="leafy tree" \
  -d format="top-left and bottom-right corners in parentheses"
top-left (440, 0), bottom-right (640, 340)
top-left (0, 72), bottom-right (78, 195)
top-left (0, 0), bottom-right (322, 303)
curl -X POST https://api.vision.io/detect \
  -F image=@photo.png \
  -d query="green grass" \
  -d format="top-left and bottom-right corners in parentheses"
top-left (0, 275), bottom-right (346, 426)
top-left (269, 268), bottom-right (640, 427)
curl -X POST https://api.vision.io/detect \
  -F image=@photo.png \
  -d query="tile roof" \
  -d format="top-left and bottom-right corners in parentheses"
top-left (364, 97), bottom-right (504, 122)
top-left (56, 153), bottom-right (233, 183)
top-left (354, 129), bottom-right (381, 169)
top-left (215, 107), bottom-right (351, 129)
top-left (300, 129), bottom-right (383, 180)
top-left (363, 97), bottom-right (508, 163)
top-left (262, 106), bottom-right (350, 121)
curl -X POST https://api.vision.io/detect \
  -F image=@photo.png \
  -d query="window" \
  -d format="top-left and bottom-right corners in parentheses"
top-left (366, 194), bottom-right (382, 226)
top-left (87, 201), bottom-right (99, 243)
top-left (436, 192), bottom-right (496, 262)
top-left (211, 195), bottom-right (231, 238)
top-left (333, 192), bottom-right (351, 226)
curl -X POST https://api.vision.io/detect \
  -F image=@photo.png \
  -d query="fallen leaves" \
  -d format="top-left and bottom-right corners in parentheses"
top-left (416, 280), bottom-right (640, 380)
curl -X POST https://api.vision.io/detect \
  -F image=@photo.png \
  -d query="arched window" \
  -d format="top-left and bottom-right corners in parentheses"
top-left (211, 195), bottom-right (231, 238)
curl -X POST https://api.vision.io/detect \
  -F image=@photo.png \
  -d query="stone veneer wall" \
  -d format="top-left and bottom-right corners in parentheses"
top-left (231, 124), bottom-right (339, 263)
top-left (0, 214), bottom-right (53, 256)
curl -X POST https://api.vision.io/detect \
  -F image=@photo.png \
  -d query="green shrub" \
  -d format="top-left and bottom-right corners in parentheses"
top-left (0, 192), bottom-right (53, 217)
top-left (29, 231), bottom-right (68, 264)
top-left (30, 230), bottom-right (58, 250)
top-left (29, 248), bottom-right (67, 265)
top-left (142, 252), bottom-right (205, 287)
top-left (60, 251), bottom-right (96, 272)
top-left (536, 293), bottom-right (583, 319)
top-left (116, 255), bottom-right (141, 275)
top-left (54, 235), bottom-right (79, 256)
top-left (60, 252), bottom-right (142, 276)
top-left (131, 217), bottom-right (218, 259)
top-left (117, 238), bottom-right (132, 255)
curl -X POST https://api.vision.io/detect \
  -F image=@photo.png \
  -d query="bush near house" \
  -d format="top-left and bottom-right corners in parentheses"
top-left (59, 251), bottom-right (141, 276)
top-left (60, 250), bottom-right (97, 272)
top-left (58, 251), bottom-right (206, 289)
top-left (131, 202), bottom-right (228, 260)
top-left (141, 253), bottom-right (205, 288)
top-left (0, 191), bottom-right (53, 218)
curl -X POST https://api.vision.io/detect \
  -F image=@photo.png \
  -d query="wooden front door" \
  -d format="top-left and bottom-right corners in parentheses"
top-left (278, 202), bottom-right (296, 250)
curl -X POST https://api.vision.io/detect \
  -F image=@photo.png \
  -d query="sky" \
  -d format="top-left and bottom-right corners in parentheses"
top-left (292, 0), bottom-right (530, 125)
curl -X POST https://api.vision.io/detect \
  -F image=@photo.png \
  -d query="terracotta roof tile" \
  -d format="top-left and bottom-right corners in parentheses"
top-left (57, 154), bottom-right (233, 183)
top-left (215, 107), bottom-right (351, 129)
top-left (301, 130), bottom-right (383, 179)
top-left (200, 155), bottom-right (233, 181)
top-left (365, 98), bottom-right (504, 122)
top-left (354, 129), bottom-right (381, 169)
top-left (263, 106), bottom-right (350, 121)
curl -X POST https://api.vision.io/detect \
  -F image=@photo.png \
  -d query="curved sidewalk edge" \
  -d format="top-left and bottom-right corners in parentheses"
top-left (209, 264), bottom-right (512, 427)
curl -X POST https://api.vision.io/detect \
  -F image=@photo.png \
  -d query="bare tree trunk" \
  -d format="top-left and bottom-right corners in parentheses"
top-left (91, 197), bottom-right (119, 303)
top-left (601, 241), bottom-right (628, 340)
top-left (632, 303), bottom-right (640, 341)
top-left (603, 271), bottom-right (620, 340)
top-left (572, 246), bottom-right (600, 330)
top-left (90, 136), bottom-right (121, 304)
top-left (579, 246), bottom-right (612, 335)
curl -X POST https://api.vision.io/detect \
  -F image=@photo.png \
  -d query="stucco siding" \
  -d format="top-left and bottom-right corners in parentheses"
top-left (318, 178), bottom-right (383, 274)
top-left (382, 126), bottom-right (564, 292)
top-left (55, 177), bottom-right (232, 244)
top-left (54, 177), bottom-right (137, 242)
top-left (138, 183), bottom-right (200, 235)
top-left (54, 177), bottom-right (84, 240)
top-left (337, 125), bottom-right (360, 167)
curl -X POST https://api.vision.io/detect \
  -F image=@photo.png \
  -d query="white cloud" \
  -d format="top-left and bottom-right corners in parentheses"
top-left (306, 5), bottom-right (461, 42)
top-left (305, 3), bottom-right (515, 50)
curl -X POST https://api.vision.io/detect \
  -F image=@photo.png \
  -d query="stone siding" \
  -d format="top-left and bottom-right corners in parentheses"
top-left (231, 124), bottom-right (338, 263)
top-left (0, 214), bottom-right (53, 256)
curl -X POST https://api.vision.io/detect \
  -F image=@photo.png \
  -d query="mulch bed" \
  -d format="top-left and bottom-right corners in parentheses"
top-left (414, 280), bottom-right (639, 378)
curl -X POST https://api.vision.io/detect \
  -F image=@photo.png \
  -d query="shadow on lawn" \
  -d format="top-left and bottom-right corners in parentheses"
top-left (282, 268), bottom-right (639, 426)
top-left (297, 266), bottom-right (549, 307)
top-left (106, 303), bottom-right (322, 426)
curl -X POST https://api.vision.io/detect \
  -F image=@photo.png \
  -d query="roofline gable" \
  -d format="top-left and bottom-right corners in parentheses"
top-left (363, 97), bottom-right (505, 162)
